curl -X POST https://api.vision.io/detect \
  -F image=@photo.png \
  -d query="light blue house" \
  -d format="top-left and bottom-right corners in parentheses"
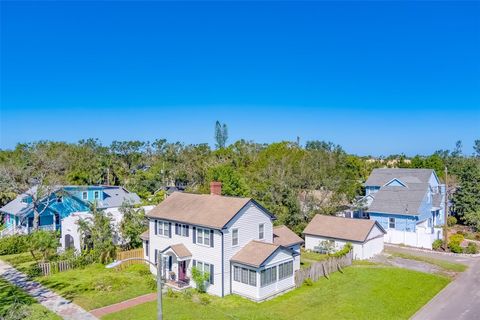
top-left (358, 168), bottom-right (445, 249)
top-left (0, 185), bottom-right (141, 237)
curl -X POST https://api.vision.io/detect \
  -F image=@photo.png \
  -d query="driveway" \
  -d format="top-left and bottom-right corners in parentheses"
top-left (384, 245), bottom-right (480, 320)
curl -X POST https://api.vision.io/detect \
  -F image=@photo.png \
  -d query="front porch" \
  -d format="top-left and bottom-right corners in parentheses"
top-left (161, 244), bottom-right (193, 290)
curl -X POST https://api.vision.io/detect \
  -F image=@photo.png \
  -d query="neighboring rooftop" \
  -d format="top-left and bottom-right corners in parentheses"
top-left (365, 168), bottom-right (435, 187)
top-left (303, 214), bottom-right (384, 243)
top-left (146, 192), bottom-right (260, 229)
top-left (97, 186), bottom-right (141, 208)
top-left (140, 230), bottom-right (149, 241)
top-left (367, 184), bottom-right (429, 215)
top-left (230, 240), bottom-right (282, 268)
top-left (273, 225), bottom-right (304, 247)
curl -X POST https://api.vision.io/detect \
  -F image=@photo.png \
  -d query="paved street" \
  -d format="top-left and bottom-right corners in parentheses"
top-left (385, 245), bottom-right (480, 320)
top-left (0, 259), bottom-right (98, 320)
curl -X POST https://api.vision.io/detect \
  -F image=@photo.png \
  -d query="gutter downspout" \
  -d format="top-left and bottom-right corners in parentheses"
top-left (220, 229), bottom-right (224, 297)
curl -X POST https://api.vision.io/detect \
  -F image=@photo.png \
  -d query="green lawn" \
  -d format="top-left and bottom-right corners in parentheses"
top-left (103, 265), bottom-right (450, 320)
top-left (0, 277), bottom-right (61, 320)
top-left (0, 253), bottom-right (156, 311)
top-left (300, 249), bottom-right (328, 269)
top-left (35, 263), bottom-right (156, 310)
top-left (387, 251), bottom-right (468, 272)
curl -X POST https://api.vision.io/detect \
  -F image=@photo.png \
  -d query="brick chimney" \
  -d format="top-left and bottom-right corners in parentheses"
top-left (210, 181), bottom-right (222, 196)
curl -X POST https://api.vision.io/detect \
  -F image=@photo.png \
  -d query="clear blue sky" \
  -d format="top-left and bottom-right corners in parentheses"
top-left (1, 1), bottom-right (479, 156)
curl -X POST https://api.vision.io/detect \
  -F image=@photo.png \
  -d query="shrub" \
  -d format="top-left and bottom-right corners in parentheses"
top-left (465, 242), bottom-right (479, 254)
top-left (449, 234), bottom-right (464, 245)
top-left (0, 234), bottom-right (30, 255)
top-left (447, 216), bottom-right (457, 227)
top-left (449, 242), bottom-right (463, 253)
top-left (330, 243), bottom-right (353, 258)
top-left (191, 266), bottom-right (210, 293)
top-left (182, 289), bottom-right (194, 299)
top-left (166, 288), bottom-right (178, 298)
top-left (432, 239), bottom-right (443, 251)
top-left (26, 264), bottom-right (42, 278)
top-left (303, 278), bottom-right (313, 286)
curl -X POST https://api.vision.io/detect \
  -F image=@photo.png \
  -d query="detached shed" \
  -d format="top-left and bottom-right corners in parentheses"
top-left (303, 215), bottom-right (386, 260)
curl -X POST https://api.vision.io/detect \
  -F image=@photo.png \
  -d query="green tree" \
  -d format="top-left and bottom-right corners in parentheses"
top-left (207, 165), bottom-right (249, 197)
top-left (119, 202), bottom-right (147, 249)
top-left (452, 160), bottom-right (480, 230)
top-left (77, 206), bottom-right (116, 263)
top-left (214, 121), bottom-right (228, 149)
top-left (29, 231), bottom-right (58, 262)
top-left (474, 139), bottom-right (480, 157)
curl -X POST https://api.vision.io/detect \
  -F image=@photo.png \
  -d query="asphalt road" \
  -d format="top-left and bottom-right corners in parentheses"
top-left (385, 245), bottom-right (480, 320)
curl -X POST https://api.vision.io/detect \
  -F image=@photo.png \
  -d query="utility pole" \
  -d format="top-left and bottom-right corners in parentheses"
top-left (157, 252), bottom-right (163, 320)
top-left (443, 167), bottom-right (448, 250)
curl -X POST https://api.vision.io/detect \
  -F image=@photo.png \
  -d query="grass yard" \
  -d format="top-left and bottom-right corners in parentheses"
top-left (102, 264), bottom-right (450, 320)
top-left (0, 277), bottom-right (61, 320)
top-left (0, 252), bottom-right (156, 310)
top-left (387, 251), bottom-right (468, 272)
top-left (300, 248), bottom-right (328, 268)
top-left (36, 263), bottom-right (156, 310)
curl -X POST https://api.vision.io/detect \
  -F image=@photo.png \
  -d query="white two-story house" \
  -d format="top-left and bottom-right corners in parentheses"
top-left (142, 182), bottom-right (303, 301)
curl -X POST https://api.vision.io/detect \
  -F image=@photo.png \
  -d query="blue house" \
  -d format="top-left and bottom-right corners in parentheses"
top-left (358, 168), bottom-right (445, 249)
top-left (0, 185), bottom-right (141, 237)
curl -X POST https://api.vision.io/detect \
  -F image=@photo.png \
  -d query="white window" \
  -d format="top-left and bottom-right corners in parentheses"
top-left (175, 224), bottom-right (189, 236)
top-left (94, 191), bottom-right (100, 200)
top-left (232, 228), bottom-right (238, 246)
top-left (157, 221), bottom-right (170, 237)
top-left (260, 266), bottom-right (277, 287)
top-left (197, 227), bottom-right (210, 246)
top-left (258, 223), bottom-right (264, 240)
top-left (233, 266), bottom-right (256, 286)
top-left (82, 191), bottom-right (88, 200)
top-left (278, 261), bottom-right (293, 280)
top-left (389, 217), bottom-right (395, 229)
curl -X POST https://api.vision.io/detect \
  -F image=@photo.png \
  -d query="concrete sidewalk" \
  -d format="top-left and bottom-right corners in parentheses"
top-left (0, 259), bottom-right (98, 320)
top-left (90, 293), bottom-right (157, 317)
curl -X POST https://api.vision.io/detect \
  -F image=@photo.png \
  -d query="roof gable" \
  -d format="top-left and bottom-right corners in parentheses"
top-left (303, 214), bottom-right (385, 243)
top-left (230, 240), bottom-right (293, 268)
top-left (146, 192), bottom-right (273, 229)
top-left (365, 168), bottom-right (434, 187)
top-left (384, 178), bottom-right (407, 188)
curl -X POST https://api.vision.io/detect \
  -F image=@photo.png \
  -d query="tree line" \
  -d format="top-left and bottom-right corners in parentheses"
top-left (1, 135), bottom-right (479, 233)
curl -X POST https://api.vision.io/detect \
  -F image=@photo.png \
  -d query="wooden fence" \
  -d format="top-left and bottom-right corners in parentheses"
top-left (294, 250), bottom-right (353, 287)
top-left (115, 248), bottom-right (145, 269)
top-left (38, 260), bottom-right (75, 276)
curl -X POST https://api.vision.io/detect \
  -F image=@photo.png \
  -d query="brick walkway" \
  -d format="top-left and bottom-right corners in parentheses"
top-left (90, 293), bottom-right (157, 317)
top-left (0, 259), bottom-right (98, 320)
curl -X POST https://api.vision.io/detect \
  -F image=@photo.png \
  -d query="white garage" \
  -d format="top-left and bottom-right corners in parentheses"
top-left (303, 214), bottom-right (386, 260)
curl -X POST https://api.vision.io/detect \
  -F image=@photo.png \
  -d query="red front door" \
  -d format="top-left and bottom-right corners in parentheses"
top-left (178, 261), bottom-right (186, 281)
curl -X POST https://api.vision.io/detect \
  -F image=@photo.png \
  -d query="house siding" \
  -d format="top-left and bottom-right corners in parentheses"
top-left (223, 202), bottom-right (274, 295)
top-left (147, 218), bottom-right (224, 296)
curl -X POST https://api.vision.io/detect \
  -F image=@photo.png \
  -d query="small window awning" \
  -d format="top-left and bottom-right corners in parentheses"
top-left (161, 243), bottom-right (192, 260)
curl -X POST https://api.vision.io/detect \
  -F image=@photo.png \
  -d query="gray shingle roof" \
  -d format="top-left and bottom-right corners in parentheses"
top-left (367, 184), bottom-right (428, 215)
top-left (365, 168), bottom-right (434, 187)
top-left (97, 187), bottom-right (141, 208)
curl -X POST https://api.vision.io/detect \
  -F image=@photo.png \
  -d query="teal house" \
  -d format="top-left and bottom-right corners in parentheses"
top-left (0, 185), bottom-right (140, 237)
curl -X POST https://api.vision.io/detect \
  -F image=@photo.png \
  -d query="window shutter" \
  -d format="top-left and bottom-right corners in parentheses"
top-left (210, 230), bottom-right (214, 248)
top-left (175, 223), bottom-right (179, 235)
top-left (192, 227), bottom-right (196, 243)
top-left (154, 249), bottom-right (158, 264)
top-left (210, 264), bottom-right (214, 284)
top-left (193, 259), bottom-right (196, 268)
top-left (154, 220), bottom-right (158, 235)
top-left (186, 225), bottom-right (189, 237)
top-left (168, 256), bottom-right (173, 271)
top-left (168, 222), bottom-right (172, 238)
